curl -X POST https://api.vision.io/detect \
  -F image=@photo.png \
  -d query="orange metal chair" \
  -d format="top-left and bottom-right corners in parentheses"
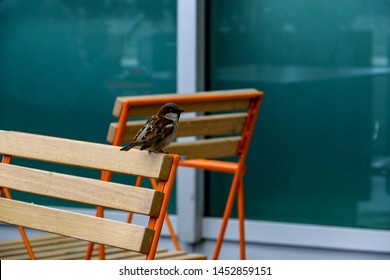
top-left (0, 131), bottom-right (180, 260)
top-left (105, 89), bottom-right (264, 259)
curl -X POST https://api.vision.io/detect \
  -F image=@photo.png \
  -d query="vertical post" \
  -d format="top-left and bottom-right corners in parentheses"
top-left (176, 0), bottom-right (206, 247)
top-left (237, 179), bottom-right (246, 259)
top-left (146, 155), bottom-right (180, 260)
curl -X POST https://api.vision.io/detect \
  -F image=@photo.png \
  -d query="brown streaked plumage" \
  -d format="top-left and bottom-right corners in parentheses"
top-left (120, 103), bottom-right (184, 153)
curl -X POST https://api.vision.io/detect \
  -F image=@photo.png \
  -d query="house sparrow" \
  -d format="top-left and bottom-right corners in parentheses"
top-left (120, 103), bottom-right (184, 153)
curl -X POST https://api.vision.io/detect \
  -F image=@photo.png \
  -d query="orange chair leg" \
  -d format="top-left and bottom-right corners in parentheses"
top-left (85, 242), bottom-right (94, 260)
top-left (237, 179), bottom-right (246, 260)
top-left (163, 212), bottom-right (181, 251)
top-left (146, 155), bottom-right (180, 260)
top-left (149, 178), bottom-right (181, 251)
top-left (17, 224), bottom-right (36, 260)
top-left (212, 171), bottom-right (243, 260)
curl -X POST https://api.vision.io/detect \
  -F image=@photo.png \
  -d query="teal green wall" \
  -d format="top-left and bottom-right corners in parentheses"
top-left (208, 0), bottom-right (390, 229)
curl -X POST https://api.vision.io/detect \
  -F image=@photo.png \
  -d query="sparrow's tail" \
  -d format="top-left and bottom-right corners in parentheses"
top-left (120, 142), bottom-right (141, 151)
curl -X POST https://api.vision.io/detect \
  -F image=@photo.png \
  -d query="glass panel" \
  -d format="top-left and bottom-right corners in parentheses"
top-left (0, 0), bottom-right (176, 139)
top-left (0, 0), bottom-right (177, 209)
top-left (208, 0), bottom-right (390, 229)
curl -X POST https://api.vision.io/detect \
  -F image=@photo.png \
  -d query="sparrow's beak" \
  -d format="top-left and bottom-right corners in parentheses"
top-left (179, 107), bottom-right (185, 113)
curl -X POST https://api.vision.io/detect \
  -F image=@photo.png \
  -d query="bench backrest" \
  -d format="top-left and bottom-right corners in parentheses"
top-left (107, 89), bottom-right (264, 159)
top-left (0, 131), bottom-right (179, 259)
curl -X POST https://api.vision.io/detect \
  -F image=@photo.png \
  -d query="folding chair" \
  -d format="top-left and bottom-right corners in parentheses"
top-left (106, 89), bottom-right (264, 259)
top-left (0, 130), bottom-right (182, 260)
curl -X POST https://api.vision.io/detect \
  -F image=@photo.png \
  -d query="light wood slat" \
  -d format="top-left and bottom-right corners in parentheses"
top-left (107, 113), bottom-right (247, 144)
top-left (0, 198), bottom-right (154, 254)
top-left (90, 247), bottom-right (147, 260)
top-left (0, 234), bottom-right (84, 251)
top-left (163, 253), bottom-right (207, 260)
top-left (1, 240), bottom-right (149, 260)
top-left (154, 251), bottom-right (192, 260)
top-left (0, 241), bottom-right (122, 260)
top-left (121, 100), bottom-right (250, 118)
top-left (165, 136), bottom-right (241, 159)
top-left (0, 239), bottom-right (87, 258)
top-left (0, 130), bottom-right (172, 180)
top-left (113, 89), bottom-right (259, 117)
top-left (0, 235), bottom-right (207, 260)
top-left (0, 164), bottom-right (163, 217)
top-left (35, 243), bottom-right (122, 260)
top-left (44, 246), bottom-right (166, 260)
top-left (0, 234), bottom-right (77, 252)
top-left (0, 234), bottom-right (63, 247)
top-left (178, 113), bottom-right (247, 137)
top-left (0, 240), bottom-right (87, 259)
top-left (0, 247), bottom-right (131, 260)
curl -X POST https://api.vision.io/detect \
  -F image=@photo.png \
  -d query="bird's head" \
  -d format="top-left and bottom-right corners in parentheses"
top-left (158, 103), bottom-right (184, 121)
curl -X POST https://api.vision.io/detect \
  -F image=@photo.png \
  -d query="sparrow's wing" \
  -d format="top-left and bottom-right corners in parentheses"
top-left (140, 117), bottom-right (175, 150)
top-left (132, 116), bottom-right (152, 141)
top-left (120, 114), bottom-right (176, 151)
top-left (120, 116), bottom-right (155, 151)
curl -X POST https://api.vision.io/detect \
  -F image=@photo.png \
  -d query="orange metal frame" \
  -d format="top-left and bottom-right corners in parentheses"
top-left (106, 91), bottom-right (263, 260)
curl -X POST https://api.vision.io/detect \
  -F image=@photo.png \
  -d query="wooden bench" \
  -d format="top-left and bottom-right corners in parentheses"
top-left (107, 89), bottom-right (264, 259)
top-left (0, 130), bottom-right (206, 260)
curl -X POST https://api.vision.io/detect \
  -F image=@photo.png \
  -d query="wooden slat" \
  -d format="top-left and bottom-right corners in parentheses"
top-left (0, 239), bottom-right (86, 258)
top-left (38, 243), bottom-right (127, 260)
top-left (165, 136), bottom-right (241, 159)
top-left (0, 234), bottom-right (53, 247)
top-left (0, 130), bottom-right (172, 180)
top-left (0, 234), bottom-right (64, 249)
top-left (0, 235), bottom-right (207, 260)
top-left (113, 89), bottom-right (260, 117)
top-left (163, 253), bottom-right (207, 260)
top-left (0, 164), bottom-right (163, 217)
top-left (0, 198), bottom-right (154, 254)
top-left (0, 234), bottom-right (84, 250)
top-left (178, 113), bottom-right (247, 137)
top-left (123, 99), bottom-right (250, 118)
top-left (0, 240), bottom-right (87, 259)
top-left (107, 113), bottom-right (247, 144)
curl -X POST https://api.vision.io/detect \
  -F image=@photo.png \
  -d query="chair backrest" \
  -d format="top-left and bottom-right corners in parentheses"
top-left (107, 89), bottom-right (264, 159)
top-left (0, 130), bottom-right (179, 259)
